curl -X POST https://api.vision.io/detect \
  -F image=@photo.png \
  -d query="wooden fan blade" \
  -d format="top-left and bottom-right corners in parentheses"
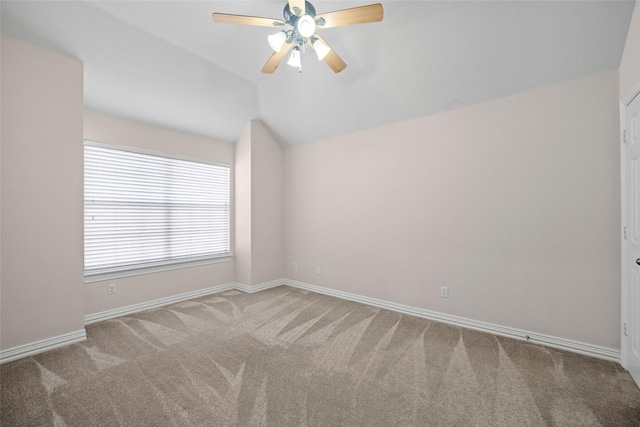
top-left (311, 35), bottom-right (346, 73)
top-left (323, 48), bottom-right (347, 74)
top-left (316, 3), bottom-right (383, 28)
top-left (262, 42), bottom-right (293, 74)
top-left (288, 0), bottom-right (305, 16)
top-left (212, 13), bottom-right (284, 27)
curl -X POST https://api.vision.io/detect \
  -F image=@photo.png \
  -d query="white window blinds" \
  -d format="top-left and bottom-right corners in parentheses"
top-left (84, 141), bottom-right (230, 279)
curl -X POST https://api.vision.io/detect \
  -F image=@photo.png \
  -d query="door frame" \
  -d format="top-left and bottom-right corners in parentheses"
top-left (621, 76), bottom-right (640, 370)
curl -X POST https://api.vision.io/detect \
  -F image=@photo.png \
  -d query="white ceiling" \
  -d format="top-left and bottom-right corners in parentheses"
top-left (1, 0), bottom-right (635, 146)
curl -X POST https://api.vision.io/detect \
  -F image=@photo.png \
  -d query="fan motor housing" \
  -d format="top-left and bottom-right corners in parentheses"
top-left (283, 1), bottom-right (316, 25)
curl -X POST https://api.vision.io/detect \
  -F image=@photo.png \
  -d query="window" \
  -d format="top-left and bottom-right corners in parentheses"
top-left (84, 141), bottom-right (230, 282)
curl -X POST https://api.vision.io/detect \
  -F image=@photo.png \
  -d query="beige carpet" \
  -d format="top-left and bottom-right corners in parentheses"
top-left (1, 285), bottom-right (639, 426)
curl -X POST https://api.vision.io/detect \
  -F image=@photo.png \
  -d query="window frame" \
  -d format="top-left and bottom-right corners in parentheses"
top-left (83, 140), bottom-right (232, 283)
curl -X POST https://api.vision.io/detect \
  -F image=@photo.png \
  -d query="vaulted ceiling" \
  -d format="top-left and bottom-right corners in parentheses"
top-left (1, 1), bottom-right (635, 146)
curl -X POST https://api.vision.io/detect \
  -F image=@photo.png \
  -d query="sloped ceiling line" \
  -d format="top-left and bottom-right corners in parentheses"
top-left (0, 1), bottom-right (635, 146)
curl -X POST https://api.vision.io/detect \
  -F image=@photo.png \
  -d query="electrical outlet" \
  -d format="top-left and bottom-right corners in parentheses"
top-left (316, 266), bottom-right (321, 275)
top-left (108, 283), bottom-right (116, 295)
top-left (440, 286), bottom-right (448, 298)
top-left (290, 262), bottom-right (298, 270)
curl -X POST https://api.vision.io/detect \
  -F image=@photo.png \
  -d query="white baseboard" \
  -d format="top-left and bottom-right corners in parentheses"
top-left (84, 280), bottom-right (288, 326)
top-left (84, 282), bottom-right (238, 325)
top-left (235, 279), bottom-right (287, 293)
top-left (3, 278), bottom-right (619, 365)
top-left (282, 279), bottom-right (621, 363)
top-left (0, 329), bottom-right (87, 364)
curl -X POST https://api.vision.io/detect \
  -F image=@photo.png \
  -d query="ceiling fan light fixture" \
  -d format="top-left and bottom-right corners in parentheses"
top-left (287, 46), bottom-right (302, 70)
top-left (268, 31), bottom-right (287, 52)
top-left (296, 15), bottom-right (316, 37)
top-left (312, 38), bottom-right (331, 61)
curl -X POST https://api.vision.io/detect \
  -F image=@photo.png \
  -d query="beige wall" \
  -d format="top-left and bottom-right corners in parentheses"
top-left (620, 1), bottom-right (640, 97)
top-left (250, 121), bottom-right (284, 284)
top-left (83, 110), bottom-right (236, 315)
top-left (235, 122), bottom-right (253, 285)
top-left (0, 34), bottom-right (282, 354)
top-left (284, 71), bottom-right (621, 349)
top-left (234, 121), bottom-right (284, 286)
top-left (2, 18), bottom-right (631, 355)
top-left (1, 35), bottom-right (85, 350)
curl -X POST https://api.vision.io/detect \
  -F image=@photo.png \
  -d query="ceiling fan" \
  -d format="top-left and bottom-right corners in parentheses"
top-left (212, 1), bottom-right (384, 74)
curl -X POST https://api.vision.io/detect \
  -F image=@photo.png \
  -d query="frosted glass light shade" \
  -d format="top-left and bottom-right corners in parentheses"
top-left (287, 47), bottom-right (301, 68)
top-left (268, 31), bottom-right (287, 52)
top-left (312, 39), bottom-right (331, 61)
top-left (296, 15), bottom-right (315, 37)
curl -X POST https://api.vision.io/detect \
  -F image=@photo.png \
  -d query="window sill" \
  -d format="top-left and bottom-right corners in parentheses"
top-left (84, 255), bottom-right (233, 284)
